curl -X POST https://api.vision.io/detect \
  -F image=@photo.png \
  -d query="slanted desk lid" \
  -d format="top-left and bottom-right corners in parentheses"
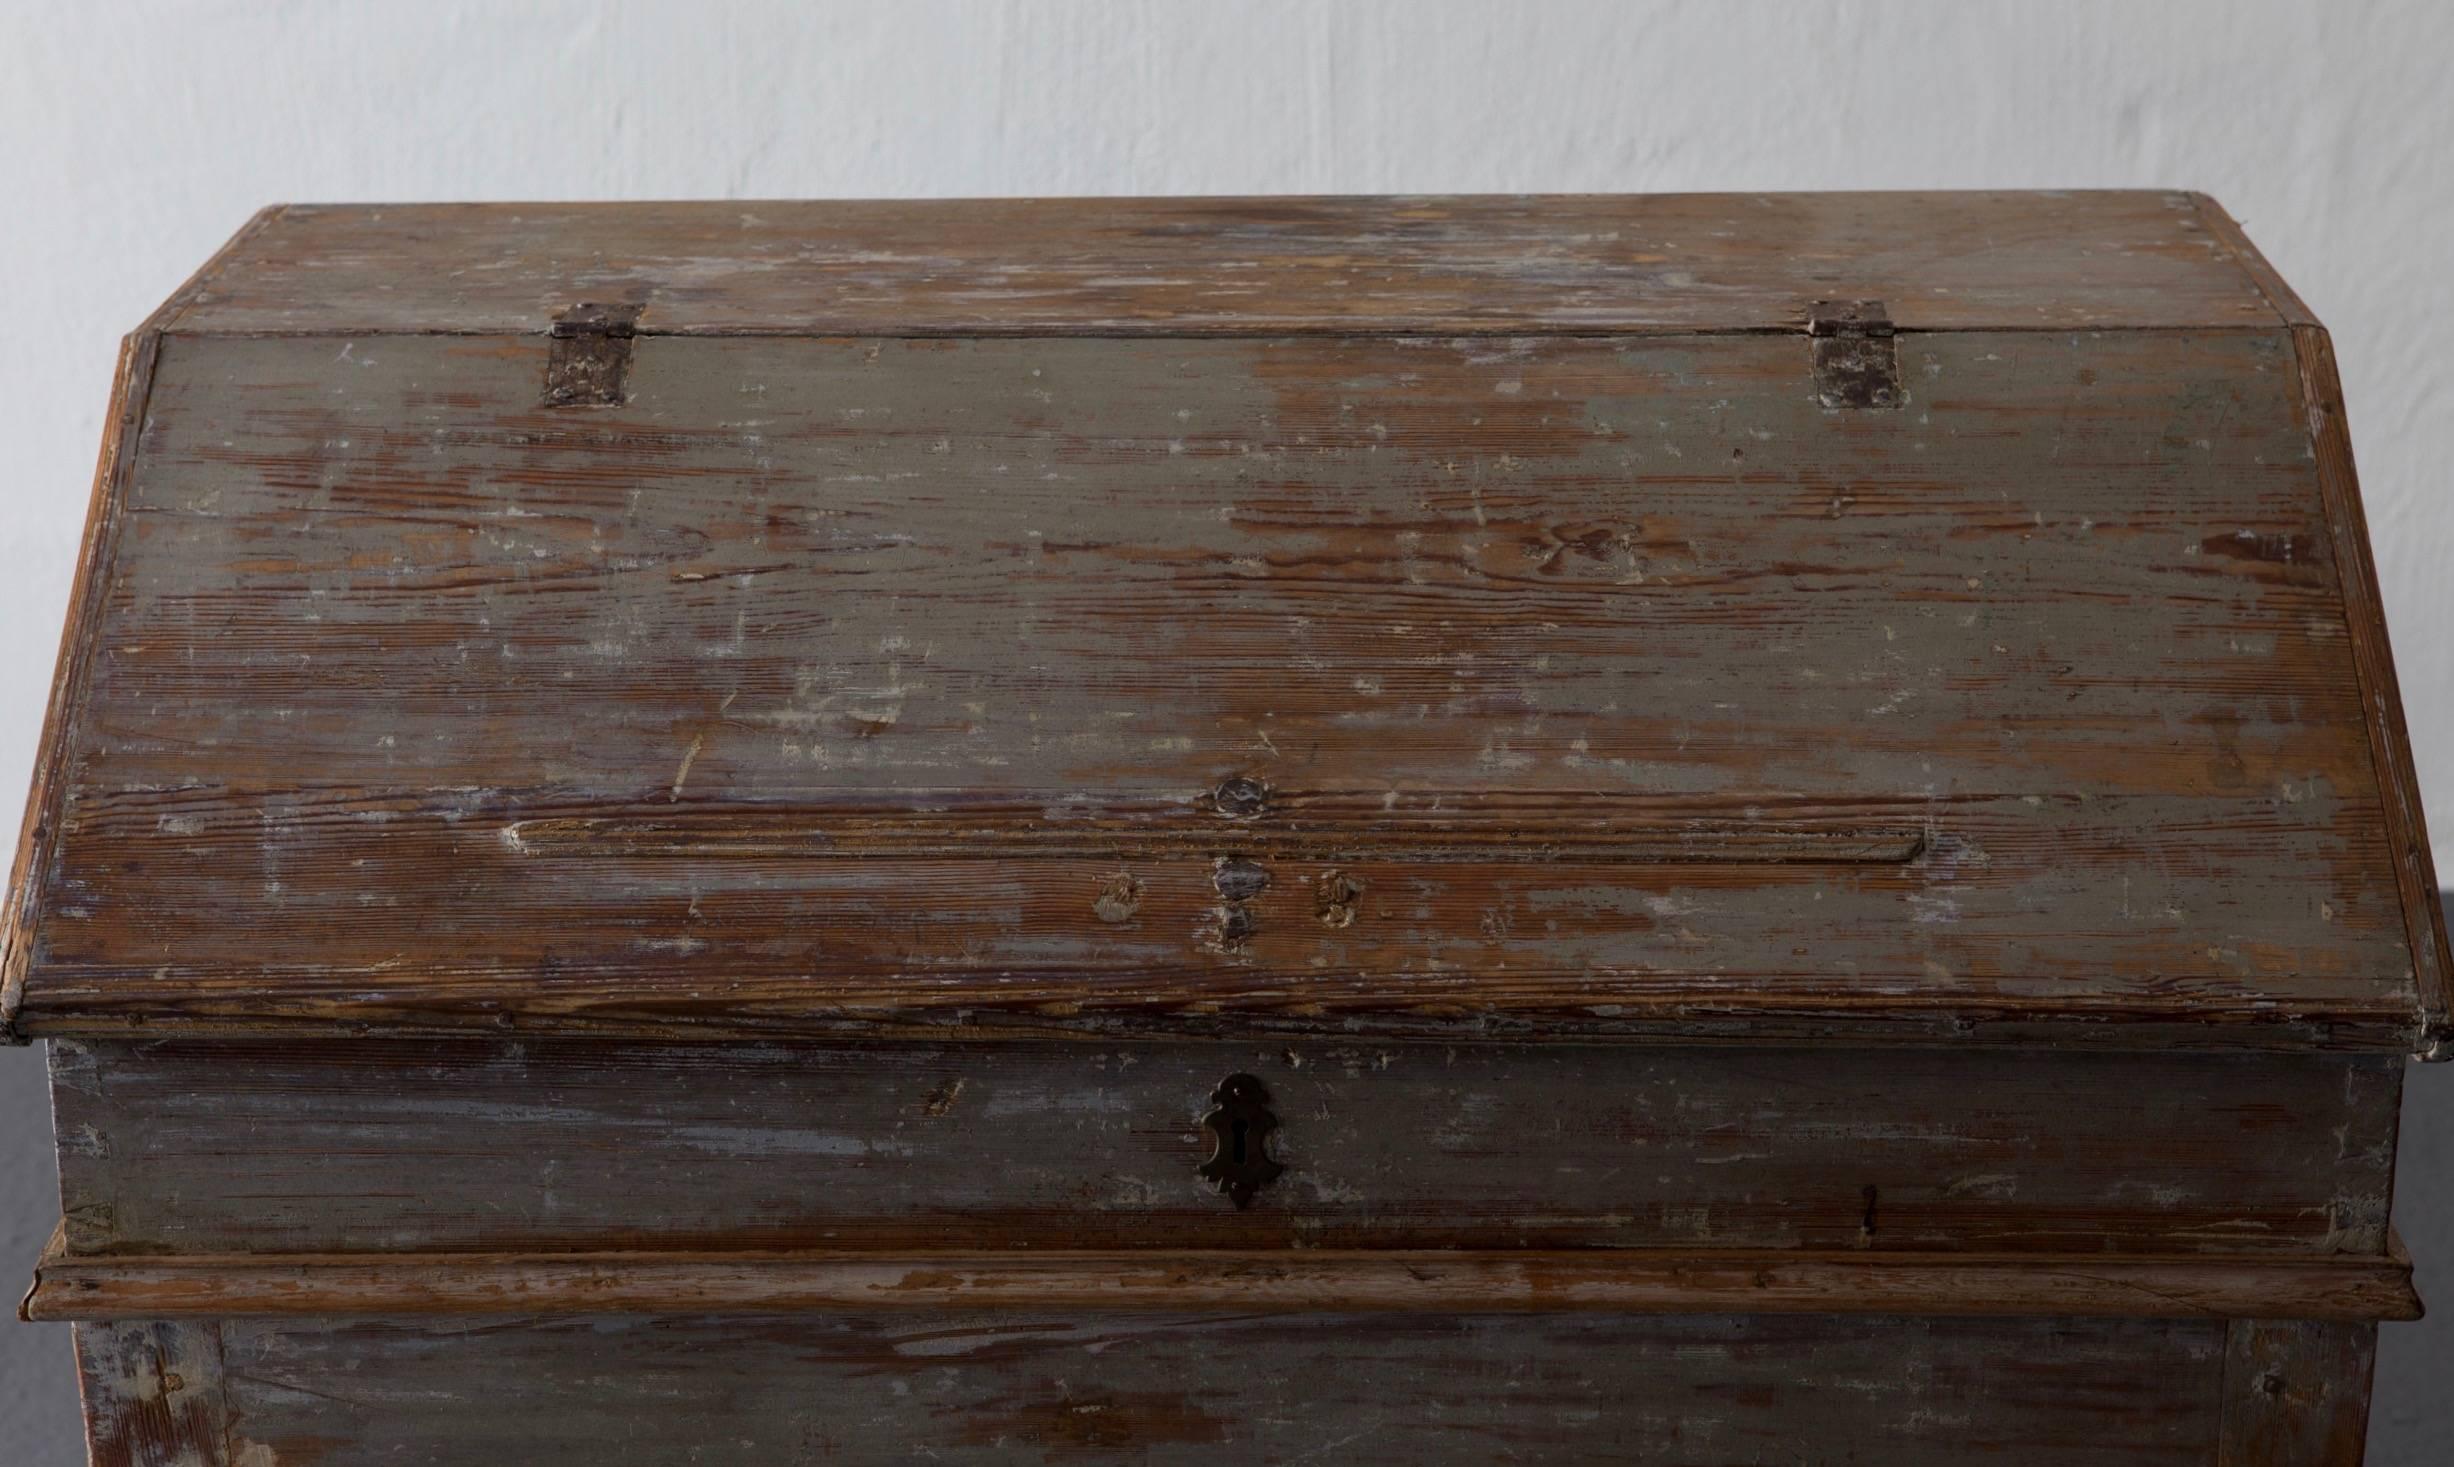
top-left (4, 193), bottom-right (2446, 1052)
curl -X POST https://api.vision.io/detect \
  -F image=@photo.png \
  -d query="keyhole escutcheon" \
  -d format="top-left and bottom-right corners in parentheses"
top-left (1198, 1073), bottom-right (1285, 1209)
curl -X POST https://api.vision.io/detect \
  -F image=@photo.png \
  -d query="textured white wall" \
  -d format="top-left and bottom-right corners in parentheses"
top-left (3, 3), bottom-right (2449, 1460)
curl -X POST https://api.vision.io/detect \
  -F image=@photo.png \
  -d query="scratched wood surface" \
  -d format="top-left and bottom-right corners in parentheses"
top-left (2217, 1319), bottom-right (2379, 1465)
top-left (153, 192), bottom-right (2284, 337)
top-left (8, 189), bottom-right (2434, 1467)
top-left (71, 1312), bottom-right (2389, 1465)
top-left (181, 1312), bottom-right (2227, 1466)
top-left (48, 1038), bottom-right (2399, 1258)
top-left (70, 1319), bottom-right (228, 1467)
top-left (4, 320), bottom-right (2428, 1047)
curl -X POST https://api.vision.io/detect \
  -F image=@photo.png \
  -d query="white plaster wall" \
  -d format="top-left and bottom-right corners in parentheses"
top-left (2, 3), bottom-right (2449, 1459)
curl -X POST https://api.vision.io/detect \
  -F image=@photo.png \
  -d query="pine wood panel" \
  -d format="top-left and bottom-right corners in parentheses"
top-left (6, 325), bottom-right (2424, 1045)
top-left (0, 335), bottom-right (153, 1037)
top-left (48, 1039), bottom-right (2401, 1257)
top-left (75, 1311), bottom-right (2384, 1465)
top-left (2218, 1319), bottom-right (2380, 1465)
top-left (69, 1319), bottom-right (227, 1467)
top-left (200, 1312), bottom-right (2229, 1465)
top-left (2293, 322), bottom-right (2454, 1053)
top-left (154, 192), bottom-right (2280, 338)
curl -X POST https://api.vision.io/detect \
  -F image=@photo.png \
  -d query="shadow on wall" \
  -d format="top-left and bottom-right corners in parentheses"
top-left (2368, 892), bottom-right (2454, 1464)
top-left (0, 1040), bottom-right (76, 1463)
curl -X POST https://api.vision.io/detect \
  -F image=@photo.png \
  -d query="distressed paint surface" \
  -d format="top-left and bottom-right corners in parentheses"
top-left (48, 1039), bottom-right (2401, 1258)
top-left (8, 192), bottom-right (2442, 1465)
top-left (2218, 1319), bottom-right (2380, 1465)
top-left (150, 192), bottom-right (2285, 338)
top-left (197, 1311), bottom-right (2227, 1465)
top-left (8, 325), bottom-right (2425, 1045)
top-left (69, 1320), bottom-right (228, 1467)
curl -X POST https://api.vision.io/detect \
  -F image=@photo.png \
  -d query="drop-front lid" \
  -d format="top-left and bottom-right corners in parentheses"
top-left (4, 193), bottom-right (2446, 1053)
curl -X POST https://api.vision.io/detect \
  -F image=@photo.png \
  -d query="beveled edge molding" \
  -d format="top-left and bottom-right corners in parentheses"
top-left (22, 1236), bottom-right (2420, 1324)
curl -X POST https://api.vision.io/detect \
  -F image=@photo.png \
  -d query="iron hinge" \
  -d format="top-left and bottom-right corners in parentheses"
top-left (1808, 299), bottom-right (1904, 410)
top-left (543, 303), bottom-right (643, 408)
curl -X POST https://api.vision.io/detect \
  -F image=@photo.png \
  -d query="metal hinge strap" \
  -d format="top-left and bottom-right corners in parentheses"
top-left (543, 302), bottom-right (643, 408)
top-left (1808, 299), bottom-right (1904, 410)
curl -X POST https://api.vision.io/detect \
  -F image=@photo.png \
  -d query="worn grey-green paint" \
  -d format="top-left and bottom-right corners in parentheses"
top-left (169, 1311), bottom-right (2229, 1466)
top-left (51, 1038), bottom-right (2399, 1258)
top-left (19, 328), bottom-right (2416, 1045)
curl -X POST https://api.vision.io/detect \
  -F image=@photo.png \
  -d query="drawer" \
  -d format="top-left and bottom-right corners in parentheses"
top-left (77, 1312), bottom-right (2374, 1466)
top-left (51, 1037), bottom-right (2400, 1257)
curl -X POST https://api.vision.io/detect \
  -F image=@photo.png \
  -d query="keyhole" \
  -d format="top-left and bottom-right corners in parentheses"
top-left (1197, 1071), bottom-right (1284, 1209)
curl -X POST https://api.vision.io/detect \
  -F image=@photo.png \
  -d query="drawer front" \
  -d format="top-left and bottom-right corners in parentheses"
top-left (77, 1313), bottom-right (2375, 1466)
top-left (52, 1037), bottom-right (2398, 1257)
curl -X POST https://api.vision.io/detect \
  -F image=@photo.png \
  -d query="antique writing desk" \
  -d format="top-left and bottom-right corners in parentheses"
top-left (5, 193), bottom-right (2445, 1464)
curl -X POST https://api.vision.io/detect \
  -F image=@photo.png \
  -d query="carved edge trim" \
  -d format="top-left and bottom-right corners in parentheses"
top-left (2290, 323), bottom-right (2454, 1058)
top-left (16, 1219), bottom-right (62, 1322)
top-left (2, 332), bottom-right (161, 1045)
top-left (25, 1239), bottom-right (2420, 1323)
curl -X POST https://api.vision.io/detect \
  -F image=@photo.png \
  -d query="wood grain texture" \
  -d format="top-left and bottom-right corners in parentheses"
top-left (47, 1038), bottom-right (2402, 1258)
top-left (0, 333), bottom-right (154, 1045)
top-left (196, 1311), bottom-right (2229, 1465)
top-left (157, 192), bottom-right (2283, 338)
top-left (2218, 1319), bottom-right (2379, 1465)
top-left (18, 189), bottom-right (2434, 1467)
top-left (69, 1320), bottom-right (229, 1467)
top-left (22, 1241), bottom-right (2420, 1323)
top-left (5, 207), bottom-right (287, 1045)
top-left (10, 325), bottom-right (2427, 1048)
top-left (2161, 199), bottom-right (2450, 1059)
top-left (2292, 322), bottom-right (2454, 1055)
top-left (2190, 194), bottom-right (2320, 329)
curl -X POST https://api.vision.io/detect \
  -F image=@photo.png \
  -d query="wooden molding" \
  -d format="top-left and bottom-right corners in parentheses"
top-left (11, 1000), bottom-right (2434, 1055)
top-left (24, 1238), bottom-right (2420, 1324)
